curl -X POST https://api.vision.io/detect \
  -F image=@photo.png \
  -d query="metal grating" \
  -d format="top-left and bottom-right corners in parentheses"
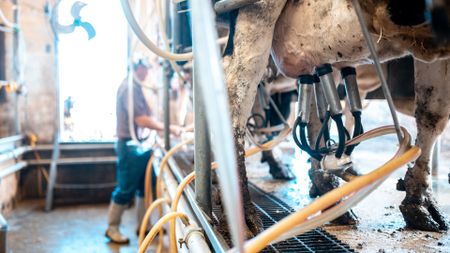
top-left (249, 183), bottom-right (356, 253)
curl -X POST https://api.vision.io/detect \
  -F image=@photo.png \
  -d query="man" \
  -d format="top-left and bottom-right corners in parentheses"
top-left (105, 59), bottom-right (182, 244)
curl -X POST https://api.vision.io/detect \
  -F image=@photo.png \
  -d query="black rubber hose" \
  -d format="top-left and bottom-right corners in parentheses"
top-left (315, 111), bottom-right (331, 153)
top-left (293, 117), bottom-right (322, 160)
top-left (332, 114), bottom-right (346, 158)
top-left (299, 123), bottom-right (322, 161)
top-left (345, 111), bottom-right (364, 156)
top-left (293, 117), bottom-right (307, 151)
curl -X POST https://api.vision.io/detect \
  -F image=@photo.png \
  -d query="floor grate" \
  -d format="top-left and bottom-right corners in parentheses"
top-left (249, 183), bottom-right (356, 253)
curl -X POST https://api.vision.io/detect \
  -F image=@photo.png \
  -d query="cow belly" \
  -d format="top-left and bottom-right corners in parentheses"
top-left (272, 0), bottom-right (369, 77)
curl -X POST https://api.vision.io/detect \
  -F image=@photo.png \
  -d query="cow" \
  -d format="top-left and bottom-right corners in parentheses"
top-left (249, 59), bottom-right (297, 180)
top-left (223, 0), bottom-right (450, 235)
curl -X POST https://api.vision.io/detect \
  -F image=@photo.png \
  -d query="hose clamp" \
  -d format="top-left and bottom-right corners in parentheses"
top-left (320, 145), bottom-right (353, 172)
top-left (182, 225), bottom-right (205, 249)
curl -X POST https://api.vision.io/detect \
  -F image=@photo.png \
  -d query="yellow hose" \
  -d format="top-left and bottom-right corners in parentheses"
top-left (242, 146), bottom-right (420, 253)
top-left (144, 154), bottom-right (156, 208)
top-left (169, 172), bottom-right (196, 251)
top-left (138, 197), bottom-right (170, 245)
top-left (166, 137), bottom-right (287, 251)
top-left (138, 212), bottom-right (190, 253)
top-left (156, 139), bottom-right (194, 200)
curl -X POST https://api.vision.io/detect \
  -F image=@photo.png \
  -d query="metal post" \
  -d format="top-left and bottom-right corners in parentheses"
top-left (194, 62), bottom-right (212, 216)
top-left (45, 133), bottom-right (60, 211)
top-left (12, 0), bottom-right (20, 135)
top-left (0, 214), bottom-right (7, 253)
top-left (163, 0), bottom-right (172, 150)
top-left (352, 0), bottom-right (403, 143)
top-left (45, 8), bottom-right (61, 211)
top-left (190, 1), bottom-right (245, 250)
top-left (163, 62), bottom-right (171, 150)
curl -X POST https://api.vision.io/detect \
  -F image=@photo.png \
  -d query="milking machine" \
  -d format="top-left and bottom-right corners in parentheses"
top-left (293, 64), bottom-right (364, 180)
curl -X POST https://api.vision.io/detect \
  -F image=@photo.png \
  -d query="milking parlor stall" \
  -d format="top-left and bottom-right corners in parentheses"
top-left (1, 0), bottom-right (450, 252)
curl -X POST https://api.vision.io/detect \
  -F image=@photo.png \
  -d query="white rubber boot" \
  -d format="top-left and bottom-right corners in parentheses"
top-left (105, 202), bottom-right (130, 244)
top-left (136, 197), bottom-right (147, 235)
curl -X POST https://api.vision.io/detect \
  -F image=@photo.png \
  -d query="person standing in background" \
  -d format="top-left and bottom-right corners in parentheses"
top-left (105, 59), bottom-right (182, 244)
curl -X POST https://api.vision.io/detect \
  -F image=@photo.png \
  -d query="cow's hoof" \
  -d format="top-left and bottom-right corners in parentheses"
top-left (330, 210), bottom-right (358, 226)
top-left (269, 162), bottom-right (296, 181)
top-left (308, 168), bottom-right (339, 198)
top-left (245, 205), bottom-right (264, 236)
top-left (400, 200), bottom-right (449, 232)
top-left (262, 152), bottom-right (296, 180)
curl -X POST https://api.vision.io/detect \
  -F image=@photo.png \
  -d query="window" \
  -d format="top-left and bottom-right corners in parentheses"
top-left (58, 0), bottom-right (127, 142)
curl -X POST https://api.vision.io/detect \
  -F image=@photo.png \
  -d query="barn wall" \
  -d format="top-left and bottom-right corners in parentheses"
top-left (0, 0), bottom-right (56, 214)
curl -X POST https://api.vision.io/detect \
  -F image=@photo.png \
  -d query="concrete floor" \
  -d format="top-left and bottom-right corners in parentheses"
top-left (6, 101), bottom-right (450, 253)
top-left (6, 201), bottom-right (152, 253)
top-left (247, 101), bottom-right (450, 253)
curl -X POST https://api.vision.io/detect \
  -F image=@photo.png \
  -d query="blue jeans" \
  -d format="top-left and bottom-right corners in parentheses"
top-left (111, 139), bottom-right (155, 205)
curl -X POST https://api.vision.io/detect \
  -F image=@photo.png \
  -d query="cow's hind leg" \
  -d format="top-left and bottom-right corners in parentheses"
top-left (307, 97), bottom-right (358, 225)
top-left (224, 0), bottom-right (288, 235)
top-left (400, 60), bottom-right (450, 231)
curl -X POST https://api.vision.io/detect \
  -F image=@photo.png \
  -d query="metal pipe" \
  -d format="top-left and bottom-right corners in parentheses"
top-left (351, 0), bottom-right (403, 143)
top-left (0, 146), bottom-right (31, 164)
top-left (316, 64), bottom-right (342, 116)
top-left (0, 161), bottom-right (26, 179)
top-left (163, 0), bottom-right (172, 150)
top-left (168, 157), bottom-right (228, 253)
top-left (12, 0), bottom-right (20, 135)
top-left (171, 0), bottom-right (181, 54)
top-left (190, 1), bottom-right (245, 250)
top-left (26, 156), bottom-right (116, 166)
top-left (0, 214), bottom-right (7, 253)
top-left (341, 67), bottom-right (363, 112)
top-left (214, 0), bottom-right (258, 14)
top-left (163, 160), bottom-right (213, 253)
top-left (194, 62), bottom-right (212, 216)
top-left (297, 75), bottom-right (314, 124)
top-left (163, 62), bottom-right (171, 150)
top-left (0, 135), bottom-right (22, 146)
top-left (45, 134), bottom-right (60, 212)
top-left (313, 74), bottom-right (328, 121)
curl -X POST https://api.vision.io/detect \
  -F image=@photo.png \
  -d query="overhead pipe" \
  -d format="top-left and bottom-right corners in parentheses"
top-left (190, 0), bottom-right (245, 250)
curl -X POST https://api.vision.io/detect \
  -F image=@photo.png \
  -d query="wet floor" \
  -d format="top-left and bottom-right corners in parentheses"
top-left (6, 200), bottom-right (156, 253)
top-left (247, 101), bottom-right (450, 253)
top-left (6, 101), bottom-right (450, 252)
